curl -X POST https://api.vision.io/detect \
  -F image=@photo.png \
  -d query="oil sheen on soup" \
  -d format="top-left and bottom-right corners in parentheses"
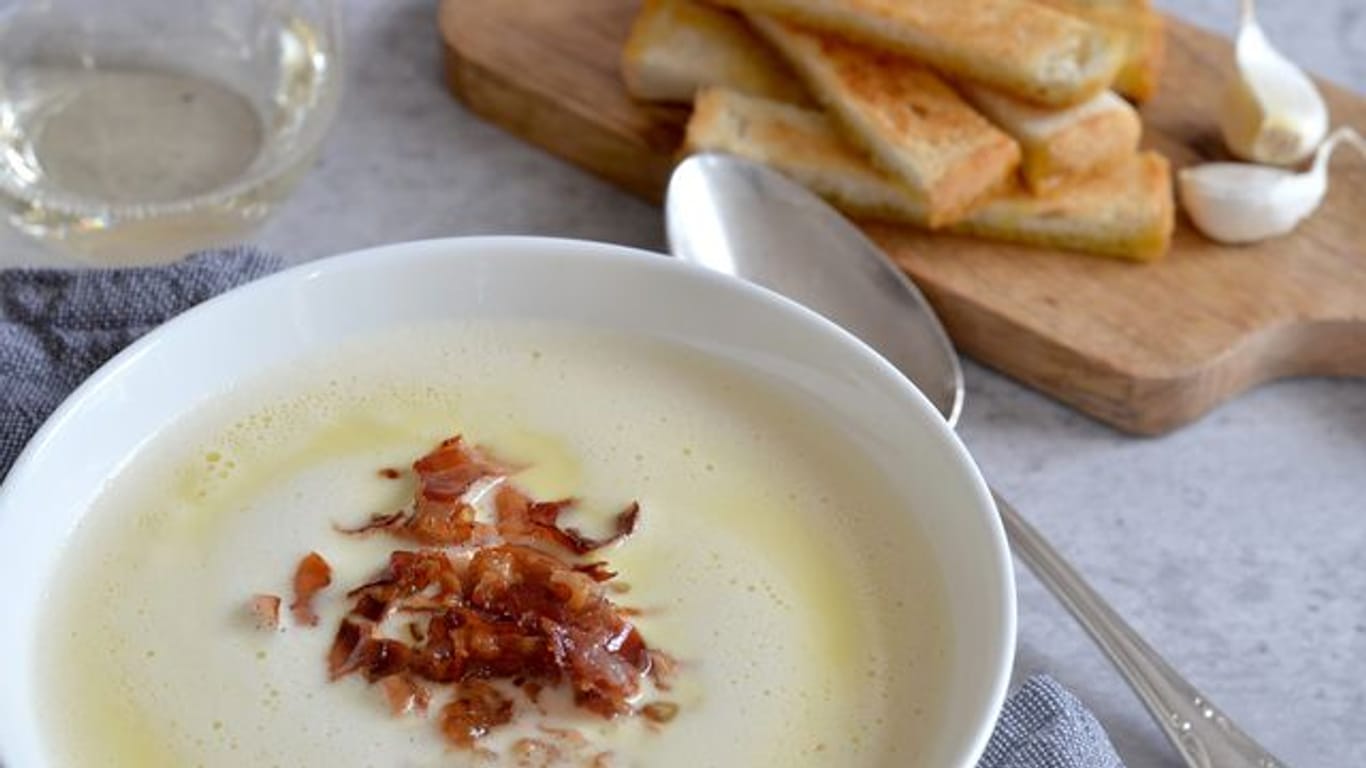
top-left (36, 321), bottom-right (950, 767)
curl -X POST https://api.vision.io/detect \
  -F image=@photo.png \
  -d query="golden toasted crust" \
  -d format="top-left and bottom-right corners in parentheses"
top-left (1034, 0), bottom-right (1165, 102)
top-left (621, 0), bottom-right (807, 104)
top-left (706, 0), bottom-right (1125, 106)
top-left (686, 87), bottom-right (934, 222)
top-left (955, 152), bottom-right (1174, 261)
top-left (684, 88), bottom-right (1174, 260)
top-left (1116, 11), bottom-right (1164, 102)
top-left (962, 86), bottom-right (1142, 192)
top-left (753, 17), bottom-right (1020, 227)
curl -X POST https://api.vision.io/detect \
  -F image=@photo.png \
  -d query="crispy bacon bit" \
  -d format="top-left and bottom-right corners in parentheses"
top-left (379, 674), bottom-right (430, 716)
top-left (345, 550), bottom-right (464, 622)
top-left (469, 545), bottom-right (650, 711)
top-left (326, 543), bottom-right (650, 734)
top-left (574, 562), bottom-right (616, 582)
top-left (362, 639), bottom-right (413, 682)
top-left (248, 594), bottom-right (281, 630)
top-left (510, 737), bottom-right (561, 767)
top-left (406, 437), bottom-right (506, 546)
top-left (328, 618), bottom-right (371, 679)
top-left (522, 680), bottom-right (544, 703)
top-left (537, 724), bottom-right (590, 748)
top-left (440, 680), bottom-right (514, 748)
top-left (405, 501), bottom-right (478, 547)
top-left (543, 619), bottom-right (649, 717)
top-left (335, 510), bottom-right (406, 536)
top-left (496, 488), bottom-right (641, 555)
top-left (510, 725), bottom-right (595, 767)
top-left (351, 592), bottom-right (389, 622)
top-left (346, 438), bottom-right (643, 556)
top-left (641, 701), bottom-right (679, 724)
top-left (378, 467), bottom-right (403, 480)
top-left (647, 650), bottom-right (679, 691)
top-left (513, 726), bottom-right (605, 767)
top-left (274, 435), bottom-right (670, 750)
top-left (290, 552), bottom-right (332, 626)
top-left (329, 622), bottom-right (417, 682)
top-left (561, 501), bottom-right (640, 554)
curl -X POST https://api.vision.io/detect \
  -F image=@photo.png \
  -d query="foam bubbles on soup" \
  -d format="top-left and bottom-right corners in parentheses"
top-left (35, 321), bottom-right (950, 767)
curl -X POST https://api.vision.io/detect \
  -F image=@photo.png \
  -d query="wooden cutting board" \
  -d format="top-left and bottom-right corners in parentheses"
top-left (439, 0), bottom-right (1366, 435)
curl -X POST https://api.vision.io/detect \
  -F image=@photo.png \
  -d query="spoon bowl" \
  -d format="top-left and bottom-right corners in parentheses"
top-left (667, 154), bottom-right (964, 425)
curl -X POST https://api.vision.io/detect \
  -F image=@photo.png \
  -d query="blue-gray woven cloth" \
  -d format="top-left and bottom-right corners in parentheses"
top-left (0, 247), bottom-right (1125, 768)
top-left (0, 247), bottom-right (280, 479)
top-left (982, 675), bottom-right (1126, 768)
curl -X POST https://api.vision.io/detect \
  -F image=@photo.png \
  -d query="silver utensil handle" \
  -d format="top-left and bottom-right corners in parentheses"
top-left (992, 489), bottom-right (1287, 768)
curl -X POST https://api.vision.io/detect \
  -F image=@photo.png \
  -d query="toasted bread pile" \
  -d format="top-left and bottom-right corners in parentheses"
top-left (622, 0), bottom-right (1175, 261)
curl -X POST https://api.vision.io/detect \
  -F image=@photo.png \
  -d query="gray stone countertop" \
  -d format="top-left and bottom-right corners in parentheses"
top-left (3, 1), bottom-right (1363, 765)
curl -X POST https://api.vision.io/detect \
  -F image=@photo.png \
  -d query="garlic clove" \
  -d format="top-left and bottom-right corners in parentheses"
top-left (1219, 0), bottom-right (1329, 166)
top-left (1179, 127), bottom-right (1363, 245)
top-left (1178, 163), bottom-right (1318, 244)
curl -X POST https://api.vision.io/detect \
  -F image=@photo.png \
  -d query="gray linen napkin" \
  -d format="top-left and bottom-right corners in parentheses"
top-left (0, 248), bottom-right (1125, 768)
top-left (980, 675), bottom-right (1126, 768)
top-left (0, 247), bottom-right (280, 477)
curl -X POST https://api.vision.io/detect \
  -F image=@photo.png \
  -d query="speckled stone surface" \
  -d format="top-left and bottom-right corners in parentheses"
top-left (2, 1), bottom-right (1363, 765)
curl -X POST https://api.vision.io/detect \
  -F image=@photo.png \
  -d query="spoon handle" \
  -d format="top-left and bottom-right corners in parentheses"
top-left (992, 490), bottom-right (1288, 768)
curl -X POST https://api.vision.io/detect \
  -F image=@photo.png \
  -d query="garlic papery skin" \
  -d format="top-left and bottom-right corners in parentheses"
top-left (1179, 127), bottom-right (1364, 245)
top-left (1220, 0), bottom-right (1329, 166)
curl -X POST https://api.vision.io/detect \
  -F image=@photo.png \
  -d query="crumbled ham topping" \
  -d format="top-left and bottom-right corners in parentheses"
top-left (290, 552), bottom-right (332, 627)
top-left (262, 435), bottom-right (676, 752)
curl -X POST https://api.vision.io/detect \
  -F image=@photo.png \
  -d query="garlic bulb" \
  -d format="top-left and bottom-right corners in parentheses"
top-left (1179, 127), bottom-right (1364, 244)
top-left (1220, 0), bottom-right (1328, 166)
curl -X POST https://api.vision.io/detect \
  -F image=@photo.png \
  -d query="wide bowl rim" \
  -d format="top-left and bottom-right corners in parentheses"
top-left (0, 235), bottom-right (1016, 767)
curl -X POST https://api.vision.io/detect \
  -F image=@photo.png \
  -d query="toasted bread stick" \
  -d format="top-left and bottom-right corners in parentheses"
top-left (622, 0), bottom-right (807, 104)
top-left (684, 88), bottom-right (1174, 261)
top-left (707, 0), bottom-right (1125, 106)
top-left (961, 85), bottom-right (1141, 192)
top-left (752, 16), bottom-right (1020, 226)
top-left (1034, 0), bottom-right (1165, 102)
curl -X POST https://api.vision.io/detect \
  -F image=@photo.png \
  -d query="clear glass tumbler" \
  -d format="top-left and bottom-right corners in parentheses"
top-left (0, 0), bottom-right (343, 264)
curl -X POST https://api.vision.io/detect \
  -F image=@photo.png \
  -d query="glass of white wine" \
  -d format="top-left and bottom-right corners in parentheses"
top-left (0, 0), bottom-right (343, 265)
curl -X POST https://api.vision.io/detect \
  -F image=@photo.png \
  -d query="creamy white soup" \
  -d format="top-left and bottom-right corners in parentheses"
top-left (35, 322), bottom-right (949, 767)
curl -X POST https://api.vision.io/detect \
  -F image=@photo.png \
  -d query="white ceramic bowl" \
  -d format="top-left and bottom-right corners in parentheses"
top-left (0, 237), bottom-right (1015, 767)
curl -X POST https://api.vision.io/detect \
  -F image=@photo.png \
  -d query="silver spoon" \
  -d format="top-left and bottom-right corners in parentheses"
top-left (665, 154), bottom-right (1287, 768)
